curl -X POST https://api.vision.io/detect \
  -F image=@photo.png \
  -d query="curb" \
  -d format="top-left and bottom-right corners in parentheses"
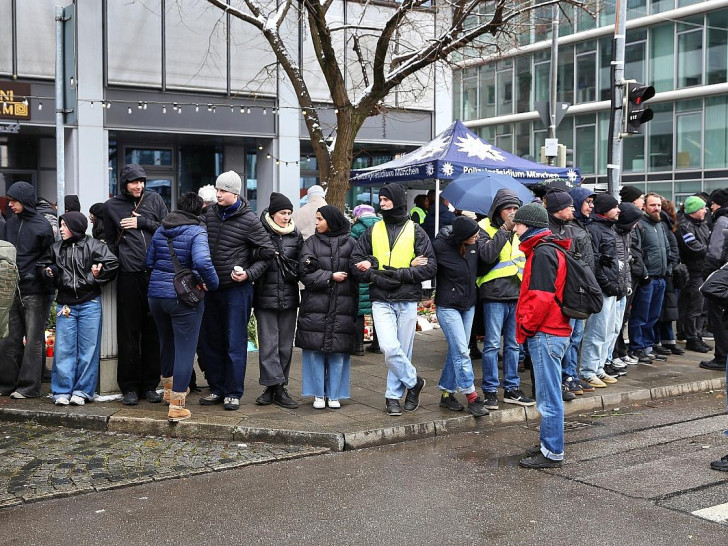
top-left (1, 377), bottom-right (724, 452)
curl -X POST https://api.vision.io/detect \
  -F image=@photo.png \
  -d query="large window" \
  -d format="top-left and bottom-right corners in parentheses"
top-left (677, 17), bottom-right (704, 88)
top-left (463, 68), bottom-right (478, 120)
top-left (705, 95), bottom-right (728, 169)
top-left (599, 37), bottom-right (613, 101)
top-left (707, 10), bottom-right (728, 85)
top-left (576, 42), bottom-right (596, 103)
top-left (676, 100), bottom-right (702, 169)
top-left (575, 115), bottom-right (596, 174)
top-left (651, 23), bottom-right (675, 93)
top-left (557, 45), bottom-right (574, 104)
top-left (534, 51), bottom-right (550, 103)
top-left (479, 65), bottom-right (496, 119)
top-left (496, 61), bottom-right (514, 116)
top-left (625, 31), bottom-right (647, 82)
top-left (649, 103), bottom-right (674, 171)
top-left (515, 56), bottom-right (532, 113)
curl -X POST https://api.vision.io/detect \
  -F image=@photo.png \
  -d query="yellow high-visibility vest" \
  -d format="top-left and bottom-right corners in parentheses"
top-left (476, 217), bottom-right (525, 287)
top-left (372, 220), bottom-right (416, 269)
top-left (410, 206), bottom-right (426, 224)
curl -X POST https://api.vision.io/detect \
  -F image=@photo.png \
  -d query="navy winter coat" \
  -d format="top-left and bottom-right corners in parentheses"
top-left (145, 211), bottom-right (219, 299)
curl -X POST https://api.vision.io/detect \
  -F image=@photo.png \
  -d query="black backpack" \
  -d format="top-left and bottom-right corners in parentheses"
top-left (539, 242), bottom-right (603, 320)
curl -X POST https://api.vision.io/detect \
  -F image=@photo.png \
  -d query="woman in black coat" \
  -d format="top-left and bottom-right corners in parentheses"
top-left (253, 193), bottom-right (303, 409)
top-left (295, 205), bottom-right (357, 409)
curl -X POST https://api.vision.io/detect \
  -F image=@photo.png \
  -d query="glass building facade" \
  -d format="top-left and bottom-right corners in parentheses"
top-left (453, 1), bottom-right (728, 202)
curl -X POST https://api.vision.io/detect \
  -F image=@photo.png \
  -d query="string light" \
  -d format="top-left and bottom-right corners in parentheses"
top-left (247, 106), bottom-right (251, 114)
top-left (90, 101), bottom-right (94, 108)
top-left (37, 102), bottom-right (42, 111)
top-left (127, 106), bottom-right (132, 114)
top-left (138, 101), bottom-right (143, 109)
top-left (263, 107), bottom-right (267, 115)
top-left (162, 105), bottom-right (167, 114)
top-left (195, 104), bottom-right (199, 112)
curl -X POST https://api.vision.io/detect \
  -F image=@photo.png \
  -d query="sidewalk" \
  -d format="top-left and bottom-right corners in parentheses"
top-left (0, 329), bottom-right (725, 452)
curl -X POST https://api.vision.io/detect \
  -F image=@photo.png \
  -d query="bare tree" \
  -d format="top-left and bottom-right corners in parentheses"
top-left (204, 0), bottom-right (590, 208)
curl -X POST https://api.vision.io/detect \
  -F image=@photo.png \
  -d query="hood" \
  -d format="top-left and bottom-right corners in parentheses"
top-left (64, 194), bottom-right (81, 212)
top-left (660, 209), bottom-right (674, 230)
top-left (7, 181), bottom-right (37, 214)
top-left (615, 202), bottom-right (643, 232)
top-left (488, 189), bottom-right (522, 227)
top-left (59, 211), bottom-right (88, 242)
top-left (569, 187), bottom-right (595, 222)
top-left (161, 210), bottom-right (201, 229)
top-left (518, 231), bottom-right (570, 254)
top-left (89, 202), bottom-right (105, 217)
top-left (119, 164), bottom-right (147, 196)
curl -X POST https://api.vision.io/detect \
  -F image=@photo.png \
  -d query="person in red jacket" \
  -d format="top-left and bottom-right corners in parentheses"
top-left (512, 203), bottom-right (572, 469)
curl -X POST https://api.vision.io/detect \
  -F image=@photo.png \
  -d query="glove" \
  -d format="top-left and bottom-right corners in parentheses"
top-left (598, 254), bottom-right (615, 267)
top-left (639, 275), bottom-right (651, 286)
top-left (371, 270), bottom-right (402, 290)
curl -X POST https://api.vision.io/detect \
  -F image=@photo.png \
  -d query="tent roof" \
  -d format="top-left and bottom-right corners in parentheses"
top-left (350, 120), bottom-right (580, 188)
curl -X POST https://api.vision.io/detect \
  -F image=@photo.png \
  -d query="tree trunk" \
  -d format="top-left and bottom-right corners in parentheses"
top-left (322, 108), bottom-right (360, 210)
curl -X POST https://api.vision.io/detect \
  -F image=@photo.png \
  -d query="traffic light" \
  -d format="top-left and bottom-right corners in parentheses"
top-left (623, 81), bottom-right (655, 135)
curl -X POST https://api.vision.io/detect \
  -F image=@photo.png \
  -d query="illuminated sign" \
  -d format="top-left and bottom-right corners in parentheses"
top-left (0, 82), bottom-right (31, 120)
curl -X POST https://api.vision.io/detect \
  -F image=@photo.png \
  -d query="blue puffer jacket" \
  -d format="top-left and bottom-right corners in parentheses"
top-left (146, 211), bottom-right (219, 299)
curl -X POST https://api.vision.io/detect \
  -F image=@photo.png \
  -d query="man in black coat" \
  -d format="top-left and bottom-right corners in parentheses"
top-left (104, 164), bottom-right (168, 405)
top-left (351, 183), bottom-right (437, 416)
top-left (198, 171), bottom-right (275, 411)
top-left (0, 181), bottom-right (55, 398)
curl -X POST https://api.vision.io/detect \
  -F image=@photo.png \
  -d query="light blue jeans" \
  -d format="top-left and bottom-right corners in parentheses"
top-left (482, 301), bottom-right (520, 392)
top-left (372, 301), bottom-right (418, 399)
top-left (580, 294), bottom-right (618, 379)
top-left (605, 296), bottom-right (627, 360)
top-left (52, 298), bottom-right (102, 401)
top-left (301, 350), bottom-right (351, 400)
top-left (436, 306), bottom-right (476, 394)
top-left (528, 332), bottom-right (569, 461)
top-left (562, 318), bottom-right (584, 381)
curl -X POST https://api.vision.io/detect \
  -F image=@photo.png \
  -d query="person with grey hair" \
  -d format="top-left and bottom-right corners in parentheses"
top-left (198, 185), bottom-right (217, 212)
top-left (292, 185), bottom-right (327, 240)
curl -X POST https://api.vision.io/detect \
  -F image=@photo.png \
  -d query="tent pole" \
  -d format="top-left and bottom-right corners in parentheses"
top-left (435, 179), bottom-right (440, 236)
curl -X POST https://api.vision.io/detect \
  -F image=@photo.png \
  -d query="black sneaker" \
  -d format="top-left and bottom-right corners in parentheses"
top-left (145, 390), bottom-right (162, 403)
top-left (386, 398), bottom-right (402, 416)
top-left (699, 359), bottom-right (727, 371)
top-left (503, 388), bottom-right (536, 407)
top-left (404, 376), bottom-right (426, 411)
top-left (366, 344), bottom-right (382, 354)
top-left (604, 363), bottom-right (626, 377)
top-left (483, 391), bottom-right (499, 410)
top-left (652, 345), bottom-right (672, 356)
top-left (466, 397), bottom-right (489, 417)
top-left (662, 343), bottom-right (685, 355)
top-left (519, 453), bottom-right (562, 469)
top-left (525, 445), bottom-right (541, 457)
top-left (630, 350), bottom-right (652, 364)
top-left (562, 383), bottom-right (576, 401)
top-left (651, 353), bottom-right (667, 361)
top-left (699, 340), bottom-right (714, 352)
top-left (122, 391), bottom-right (139, 406)
top-left (710, 453), bottom-right (728, 471)
top-left (199, 393), bottom-right (224, 405)
top-left (439, 393), bottom-right (464, 412)
top-left (686, 339), bottom-right (711, 353)
top-left (255, 386), bottom-right (275, 405)
top-left (273, 386), bottom-right (298, 409)
top-left (351, 344), bottom-right (365, 356)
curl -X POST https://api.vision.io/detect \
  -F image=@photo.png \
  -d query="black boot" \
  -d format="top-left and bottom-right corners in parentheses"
top-left (255, 386), bottom-right (275, 405)
top-left (352, 344), bottom-right (365, 356)
top-left (274, 385), bottom-right (299, 409)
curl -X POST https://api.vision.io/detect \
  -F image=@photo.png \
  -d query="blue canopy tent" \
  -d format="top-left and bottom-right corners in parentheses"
top-left (349, 119), bottom-right (580, 233)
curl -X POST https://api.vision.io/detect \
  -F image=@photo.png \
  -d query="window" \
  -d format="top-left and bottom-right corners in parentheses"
top-left (650, 23), bottom-right (675, 93)
top-left (479, 65), bottom-right (496, 119)
top-left (676, 99), bottom-right (702, 170)
top-left (625, 35), bottom-right (646, 83)
top-left (557, 45), bottom-right (574, 104)
top-left (496, 61), bottom-right (514, 116)
top-left (0, 1), bottom-right (12, 75)
top-left (575, 116), bottom-right (596, 174)
top-left (650, 0), bottom-right (675, 14)
top-left (534, 52), bottom-right (550, 103)
top-left (463, 68), bottom-right (478, 120)
top-left (246, 151), bottom-right (258, 210)
top-left (453, 71), bottom-right (462, 120)
top-left (705, 95), bottom-right (728, 169)
top-left (124, 148), bottom-right (173, 167)
top-left (677, 17), bottom-right (704, 88)
top-left (515, 57), bottom-right (532, 113)
top-left (107, 1), bottom-right (162, 86)
top-left (648, 103), bottom-right (674, 171)
top-left (576, 43), bottom-right (596, 103)
top-left (707, 10), bottom-right (728, 85)
top-left (599, 37), bottom-right (613, 101)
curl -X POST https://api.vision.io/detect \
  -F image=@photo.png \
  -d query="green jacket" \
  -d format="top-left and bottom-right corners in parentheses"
top-left (351, 215), bottom-right (381, 315)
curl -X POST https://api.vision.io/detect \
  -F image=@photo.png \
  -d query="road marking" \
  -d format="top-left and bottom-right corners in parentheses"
top-left (692, 502), bottom-right (728, 522)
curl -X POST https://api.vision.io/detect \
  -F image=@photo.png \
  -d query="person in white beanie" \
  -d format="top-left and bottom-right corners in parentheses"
top-left (292, 185), bottom-right (327, 240)
top-left (198, 170), bottom-right (276, 411)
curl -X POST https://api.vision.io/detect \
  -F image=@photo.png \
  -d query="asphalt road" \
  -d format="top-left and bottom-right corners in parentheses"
top-left (1, 393), bottom-right (728, 545)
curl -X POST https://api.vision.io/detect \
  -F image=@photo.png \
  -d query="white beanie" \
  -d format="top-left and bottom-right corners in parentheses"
top-left (307, 185), bottom-right (325, 198)
top-left (216, 171), bottom-right (242, 195)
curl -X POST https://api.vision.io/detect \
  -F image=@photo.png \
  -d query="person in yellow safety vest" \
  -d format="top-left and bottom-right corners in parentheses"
top-left (410, 194), bottom-right (428, 225)
top-left (476, 188), bottom-right (535, 412)
top-left (351, 183), bottom-right (437, 417)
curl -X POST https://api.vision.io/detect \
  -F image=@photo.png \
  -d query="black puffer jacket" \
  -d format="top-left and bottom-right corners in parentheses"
top-left (4, 182), bottom-right (55, 294)
top-left (104, 164), bottom-right (168, 273)
top-left (44, 236), bottom-right (119, 305)
top-left (587, 215), bottom-right (620, 297)
top-left (433, 225), bottom-right (488, 311)
top-left (253, 210), bottom-right (303, 311)
top-left (202, 199), bottom-right (275, 290)
top-left (295, 232), bottom-right (357, 354)
top-left (677, 212), bottom-right (710, 277)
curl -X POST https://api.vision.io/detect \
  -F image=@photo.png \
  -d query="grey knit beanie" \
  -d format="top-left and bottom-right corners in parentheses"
top-left (215, 171), bottom-right (242, 195)
top-left (513, 202), bottom-right (548, 228)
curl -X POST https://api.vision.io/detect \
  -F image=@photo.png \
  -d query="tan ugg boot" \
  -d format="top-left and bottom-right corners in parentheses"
top-left (168, 391), bottom-right (191, 422)
top-left (161, 376), bottom-right (173, 405)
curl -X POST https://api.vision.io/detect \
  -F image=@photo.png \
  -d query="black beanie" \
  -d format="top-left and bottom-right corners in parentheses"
top-left (60, 211), bottom-right (88, 241)
top-left (619, 185), bottom-right (643, 203)
top-left (64, 195), bottom-right (81, 212)
top-left (616, 202), bottom-right (643, 229)
top-left (594, 194), bottom-right (619, 215)
top-left (710, 189), bottom-right (728, 208)
top-left (451, 216), bottom-right (480, 243)
top-left (268, 192), bottom-right (293, 215)
top-left (544, 188), bottom-right (574, 213)
top-left (513, 202), bottom-right (548, 228)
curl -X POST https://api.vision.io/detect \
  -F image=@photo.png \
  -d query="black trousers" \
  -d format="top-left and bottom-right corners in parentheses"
top-left (116, 272), bottom-right (160, 394)
top-left (706, 299), bottom-right (728, 362)
top-left (677, 276), bottom-right (704, 341)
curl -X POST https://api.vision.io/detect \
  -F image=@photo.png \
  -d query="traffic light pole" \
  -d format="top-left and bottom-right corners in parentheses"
top-left (607, 0), bottom-right (627, 199)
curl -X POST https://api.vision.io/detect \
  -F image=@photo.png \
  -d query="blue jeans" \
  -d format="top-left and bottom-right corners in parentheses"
top-left (482, 301), bottom-right (519, 392)
top-left (198, 282), bottom-right (253, 399)
top-left (149, 297), bottom-right (205, 393)
top-left (528, 332), bottom-right (569, 461)
top-left (372, 301), bottom-right (418, 399)
top-left (628, 277), bottom-right (666, 351)
top-left (562, 318), bottom-right (584, 381)
top-left (580, 294), bottom-right (618, 379)
top-left (301, 350), bottom-right (351, 400)
top-left (52, 298), bottom-right (102, 401)
top-left (606, 296), bottom-right (627, 359)
top-left (436, 306), bottom-right (476, 394)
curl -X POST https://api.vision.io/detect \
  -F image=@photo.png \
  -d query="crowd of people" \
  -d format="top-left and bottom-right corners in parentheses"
top-left (0, 167), bottom-right (726, 470)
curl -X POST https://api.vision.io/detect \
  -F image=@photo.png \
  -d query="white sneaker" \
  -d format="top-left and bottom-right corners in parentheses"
top-left (622, 354), bottom-right (638, 364)
top-left (69, 395), bottom-right (85, 406)
top-left (611, 358), bottom-right (627, 369)
top-left (54, 396), bottom-right (70, 406)
top-left (313, 397), bottom-right (326, 409)
top-left (327, 399), bottom-right (341, 409)
top-left (9, 391), bottom-right (26, 399)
